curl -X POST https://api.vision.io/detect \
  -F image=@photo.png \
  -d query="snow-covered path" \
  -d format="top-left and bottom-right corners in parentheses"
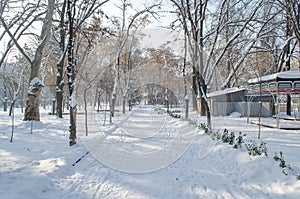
top-left (78, 106), bottom-right (198, 173)
top-left (0, 107), bottom-right (299, 199)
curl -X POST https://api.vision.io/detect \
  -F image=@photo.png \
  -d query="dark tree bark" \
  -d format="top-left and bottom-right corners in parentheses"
top-left (284, 1), bottom-right (293, 116)
top-left (56, 0), bottom-right (67, 118)
top-left (67, 0), bottom-right (77, 146)
top-left (2, 83), bottom-right (8, 112)
top-left (197, 73), bottom-right (211, 126)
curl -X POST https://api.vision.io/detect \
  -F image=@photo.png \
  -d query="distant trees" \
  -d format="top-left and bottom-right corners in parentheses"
top-left (109, 0), bottom-right (161, 120)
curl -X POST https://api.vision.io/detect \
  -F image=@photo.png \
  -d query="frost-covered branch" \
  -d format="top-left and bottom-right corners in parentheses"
top-left (207, 0), bottom-right (264, 86)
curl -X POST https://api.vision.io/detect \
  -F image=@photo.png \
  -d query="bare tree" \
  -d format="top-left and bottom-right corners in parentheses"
top-left (53, 0), bottom-right (110, 119)
top-left (170, 0), bottom-right (211, 126)
top-left (9, 70), bottom-right (23, 142)
top-left (65, 0), bottom-right (110, 146)
top-left (0, 0), bottom-right (54, 121)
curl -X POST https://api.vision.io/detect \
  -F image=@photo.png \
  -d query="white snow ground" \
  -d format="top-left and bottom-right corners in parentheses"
top-left (0, 105), bottom-right (299, 199)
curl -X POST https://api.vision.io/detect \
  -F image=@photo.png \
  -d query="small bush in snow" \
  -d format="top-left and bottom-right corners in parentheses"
top-left (200, 123), bottom-right (211, 134)
top-left (200, 123), bottom-right (269, 155)
top-left (245, 141), bottom-right (268, 156)
top-left (221, 130), bottom-right (237, 145)
top-left (199, 123), bottom-right (300, 179)
top-left (273, 151), bottom-right (286, 168)
top-left (200, 124), bottom-right (245, 146)
top-left (228, 132), bottom-right (235, 145)
top-left (233, 132), bottom-right (246, 149)
top-left (211, 130), bottom-right (221, 140)
top-left (167, 110), bottom-right (181, 119)
top-left (273, 151), bottom-right (300, 179)
top-left (221, 128), bottom-right (230, 143)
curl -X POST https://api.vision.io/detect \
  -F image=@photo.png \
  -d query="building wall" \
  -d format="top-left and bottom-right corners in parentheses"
top-left (210, 101), bottom-right (272, 117)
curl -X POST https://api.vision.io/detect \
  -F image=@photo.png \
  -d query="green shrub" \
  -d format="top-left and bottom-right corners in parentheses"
top-left (200, 123), bottom-right (210, 134)
top-left (167, 110), bottom-right (181, 119)
top-left (233, 132), bottom-right (246, 149)
top-left (221, 128), bottom-right (229, 143)
top-left (211, 130), bottom-right (221, 140)
top-left (273, 151), bottom-right (286, 168)
top-left (229, 132), bottom-right (235, 145)
top-left (245, 141), bottom-right (268, 156)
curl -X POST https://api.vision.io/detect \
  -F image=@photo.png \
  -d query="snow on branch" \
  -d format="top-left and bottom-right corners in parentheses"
top-left (30, 77), bottom-right (45, 87)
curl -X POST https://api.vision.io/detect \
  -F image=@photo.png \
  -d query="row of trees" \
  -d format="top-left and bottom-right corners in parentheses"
top-left (169, 0), bottom-right (300, 126)
top-left (0, 0), bottom-right (299, 145)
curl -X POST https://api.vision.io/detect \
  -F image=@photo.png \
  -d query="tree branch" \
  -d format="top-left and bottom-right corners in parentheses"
top-left (0, 15), bottom-right (33, 64)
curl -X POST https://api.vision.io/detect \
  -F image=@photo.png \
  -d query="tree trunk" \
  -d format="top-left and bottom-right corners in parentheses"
top-left (199, 76), bottom-right (207, 116)
top-left (3, 98), bottom-right (8, 112)
top-left (183, 32), bottom-right (189, 120)
top-left (69, 106), bottom-right (77, 145)
top-left (67, 0), bottom-right (76, 146)
top-left (94, 90), bottom-right (98, 109)
top-left (111, 56), bottom-right (119, 119)
top-left (285, 3), bottom-right (292, 116)
top-left (192, 69), bottom-right (198, 111)
top-left (197, 73), bottom-right (211, 128)
top-left (20, 77), bottom-right (25, 113)
top-left (2, 83), bottom-right (8, 112)
top-left (56, 90), bottom-right (63, 117)
top-left (56, 0), bottom-right (66, 118)
top-left (9, 99), bottom-right (16, 117)
top-left (122, 95), bottom-right (126, 114)
top-left (24, 82), bottom-right (43, 121)
top-left (84, 89), bottom-right (88, 136)
top-left (97, 92), bottom-right (102, 112)
top-left (56, 54), bottom-right (65, 118)
top-left (111, 94), bottom-right (116, 117)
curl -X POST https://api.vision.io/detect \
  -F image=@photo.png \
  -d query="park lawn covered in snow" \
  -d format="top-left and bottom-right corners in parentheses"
top-left (0, 106), bottom-right (299, 199)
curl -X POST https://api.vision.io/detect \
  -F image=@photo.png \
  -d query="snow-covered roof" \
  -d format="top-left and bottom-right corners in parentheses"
top-left (207, 87), bottom-right (246, 98)
top-left (248, 71), bottom-right (300, 84)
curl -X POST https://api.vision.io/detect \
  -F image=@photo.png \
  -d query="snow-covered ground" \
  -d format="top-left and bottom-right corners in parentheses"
top-left (0, 105), bottom-right (299, 199)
